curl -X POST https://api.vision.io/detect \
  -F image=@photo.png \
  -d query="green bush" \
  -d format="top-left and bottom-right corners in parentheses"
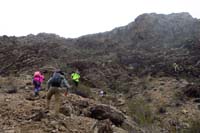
top-left (127, 98), bottom-right (154, 126)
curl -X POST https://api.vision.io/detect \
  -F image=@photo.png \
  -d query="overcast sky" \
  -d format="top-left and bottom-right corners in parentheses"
top-left (0, 0), bottom-right (199, 38)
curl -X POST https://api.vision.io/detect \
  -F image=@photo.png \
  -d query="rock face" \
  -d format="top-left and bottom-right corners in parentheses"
top-left (79, 12), bottom-right (200, 48)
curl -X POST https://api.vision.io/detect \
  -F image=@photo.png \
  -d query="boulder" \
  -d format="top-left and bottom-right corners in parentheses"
top-left (89, 104), bottom-right (142, 132)
top-left (90, 104), bottom-right (125, 126)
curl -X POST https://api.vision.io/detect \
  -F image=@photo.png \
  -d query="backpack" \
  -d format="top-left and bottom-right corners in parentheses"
top-left (51, 72), bottom-right (62, 87)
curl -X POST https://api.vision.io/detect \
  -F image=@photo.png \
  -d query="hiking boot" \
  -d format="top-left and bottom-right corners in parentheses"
top-left (34, 92), bottom-right (40, 97)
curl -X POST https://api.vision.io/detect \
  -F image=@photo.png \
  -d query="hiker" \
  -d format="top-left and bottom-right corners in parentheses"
top-left (173, 63), bottom-right (180, 72)
top-left (33, 71), bottom-right (44, 97)
top-left (71, 69), bottom-right (80, 87)
top-left (46, 70), bottom-right (71, 114)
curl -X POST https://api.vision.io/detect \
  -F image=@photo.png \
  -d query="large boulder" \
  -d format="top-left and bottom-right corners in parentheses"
top-left (89, 104), bottom-right (125, 126)
top-left (88, 104), bottom-right (142, 132)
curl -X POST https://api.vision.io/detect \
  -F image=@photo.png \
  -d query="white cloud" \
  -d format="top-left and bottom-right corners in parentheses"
top-left (0, 0), bottom-right (199, 38)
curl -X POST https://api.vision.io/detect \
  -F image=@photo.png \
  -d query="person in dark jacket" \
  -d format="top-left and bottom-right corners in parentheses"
top-left (46, 70), bottom-right (71, 114)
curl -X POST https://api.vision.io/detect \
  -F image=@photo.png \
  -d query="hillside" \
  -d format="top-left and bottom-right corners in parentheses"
top-left (1, 12), bottom-right (200, 132)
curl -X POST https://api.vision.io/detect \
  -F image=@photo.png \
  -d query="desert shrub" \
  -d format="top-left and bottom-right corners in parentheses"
top-left (127, 98), bottom-right (154, 126)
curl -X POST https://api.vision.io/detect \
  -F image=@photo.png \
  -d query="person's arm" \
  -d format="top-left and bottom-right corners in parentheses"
top-left (62, 78), bottom-right (71, 91)
top-left (47, 77), bottom-right (52, 90)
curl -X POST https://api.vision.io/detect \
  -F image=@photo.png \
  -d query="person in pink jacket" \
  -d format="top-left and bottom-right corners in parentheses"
top-left (33, 71), bottom-right (44, 97)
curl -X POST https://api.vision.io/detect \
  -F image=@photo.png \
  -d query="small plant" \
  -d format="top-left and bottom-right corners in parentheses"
top-left (127, 98), bottom-right (154, 126)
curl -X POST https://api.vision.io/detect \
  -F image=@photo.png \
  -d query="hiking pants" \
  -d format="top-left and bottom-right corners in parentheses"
top-left (46, 87), bottom-right (62, 114)
top-left (34, 87), bottom-right (40, 96)
top-left (33, 80), bottom-right (41, 96)
top-left (73, 80), bottom-right (79, 87)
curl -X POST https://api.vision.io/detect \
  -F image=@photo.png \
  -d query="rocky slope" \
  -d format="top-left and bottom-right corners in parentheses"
top-left (1, 12), bottom-right (200, 132)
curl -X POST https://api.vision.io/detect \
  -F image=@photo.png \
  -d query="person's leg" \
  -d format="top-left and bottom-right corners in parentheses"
top-left (37, 86), bottom-right (41, 96)
top-left (73, 80), bottom-right (78, 93)
top-left (46, 88), bottom-right (55, 109)
top-left (33, 80), bottom-right (38, 96)
top-left (75, 81), bottom-right (79, 87)
top-left (54, 89), bottom-right (61, 114)
top-left (34, 81), bottom-right (41, 96)
top-left (34, 87), bottom-right (39, 97)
